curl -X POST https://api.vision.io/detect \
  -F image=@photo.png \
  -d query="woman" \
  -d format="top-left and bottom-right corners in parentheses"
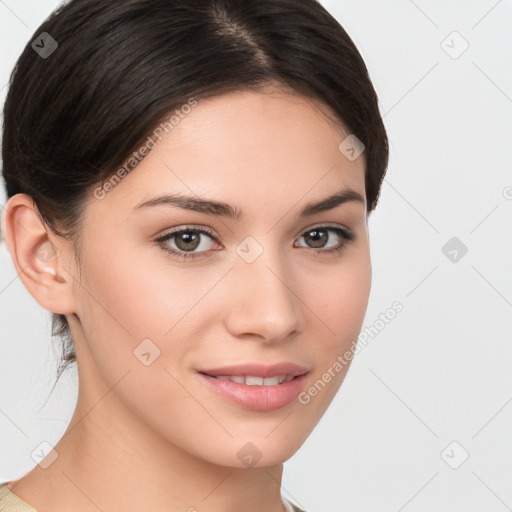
top-left (0, 0), bottom-right (388, 510)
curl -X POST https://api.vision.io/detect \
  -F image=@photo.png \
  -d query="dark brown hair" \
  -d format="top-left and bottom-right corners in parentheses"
top-left (2, 0), bottom-right (388, 390)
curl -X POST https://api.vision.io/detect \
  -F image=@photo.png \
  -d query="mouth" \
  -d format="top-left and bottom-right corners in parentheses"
top-left (199, 373), bottom-right (299, 385)
top-left (197, 362), bottom-right (309, 380)
top-left (196, 363), bottom-right (310, 411)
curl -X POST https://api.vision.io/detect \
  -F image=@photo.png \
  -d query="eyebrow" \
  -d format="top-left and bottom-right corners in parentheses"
top-left (133, 188), bottom-right (365, 220)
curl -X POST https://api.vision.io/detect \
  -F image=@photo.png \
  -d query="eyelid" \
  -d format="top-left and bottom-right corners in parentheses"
top-left (156, 222), bottom-right (352, 241)
top-left (156, 224), bottom-right (219, 240)
top-left (300, 222), bottom-right (353, 238)
top-left (154, 222), bottom-right (355, 260)
top-left (294, 223), bottom-right (355, 249)
top-left (153, 225), bottom-right (220, 261)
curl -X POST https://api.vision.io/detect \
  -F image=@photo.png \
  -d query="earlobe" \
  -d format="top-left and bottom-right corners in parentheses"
top-left (3, 193), bottom-right (76, 315)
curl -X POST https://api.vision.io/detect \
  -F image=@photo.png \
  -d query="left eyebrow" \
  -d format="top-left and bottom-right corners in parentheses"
top-left (132, 188), bottom-right (365, 220)
top-left (298, 189), bottom-right (365, 217)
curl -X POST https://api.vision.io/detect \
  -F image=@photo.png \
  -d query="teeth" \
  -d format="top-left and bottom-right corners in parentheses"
top-left (213, 375), bottom-right (294, 385)
top-left (245, 376), bottom-right (264, 386)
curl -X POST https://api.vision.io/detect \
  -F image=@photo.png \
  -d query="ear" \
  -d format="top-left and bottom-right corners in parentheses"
top-left (2, 193), bottom-right (77, 315)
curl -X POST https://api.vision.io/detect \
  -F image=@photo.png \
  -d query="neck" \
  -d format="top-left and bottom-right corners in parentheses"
top-left (11, 390), bottom-right (286, 512)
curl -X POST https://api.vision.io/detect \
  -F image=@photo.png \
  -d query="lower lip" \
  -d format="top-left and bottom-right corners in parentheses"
top-left (198, 373), bottom-right (309, 411)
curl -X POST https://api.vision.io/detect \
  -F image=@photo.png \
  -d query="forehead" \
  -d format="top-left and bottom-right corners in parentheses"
top-left (86, 88), bottom-right (366, 220)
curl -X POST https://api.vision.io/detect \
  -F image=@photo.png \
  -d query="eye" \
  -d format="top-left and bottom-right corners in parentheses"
top-left (155, 224), bottom-right (355, 261)
top-left (294, 224), bottom-right (355, 255)
top-left (155, 226), bottom-right (219, 260)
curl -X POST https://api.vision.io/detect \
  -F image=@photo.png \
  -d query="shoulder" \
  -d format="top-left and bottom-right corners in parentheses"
top-left (0, 482), bottom-right (39, 511)
top-left (283, 496), bottom-right (309, 512)
top-left (2, 482), bottom-right (310, 512)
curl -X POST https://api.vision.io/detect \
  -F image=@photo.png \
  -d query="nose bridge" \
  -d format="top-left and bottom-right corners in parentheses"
top-left (227, 235), bottom-right (300, 340)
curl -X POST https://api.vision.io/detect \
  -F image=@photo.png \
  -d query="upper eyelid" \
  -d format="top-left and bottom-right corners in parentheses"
top-left (157, 225), bottom-right (217, 241)
top-left (157, 223), bottom-right (352, 245)
top-left (159, 223), bottom-right (351, 237)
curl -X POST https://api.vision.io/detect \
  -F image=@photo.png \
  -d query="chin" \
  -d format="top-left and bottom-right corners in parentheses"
top-left (200, 428), bottom-right (313, 469)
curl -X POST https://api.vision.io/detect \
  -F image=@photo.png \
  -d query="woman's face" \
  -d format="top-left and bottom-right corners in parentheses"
top-left (66, 87), bottom-right (371, 467)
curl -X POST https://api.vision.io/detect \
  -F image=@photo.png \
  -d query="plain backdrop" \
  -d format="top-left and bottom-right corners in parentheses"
top-left (1, 1), bottom-right (511, 511)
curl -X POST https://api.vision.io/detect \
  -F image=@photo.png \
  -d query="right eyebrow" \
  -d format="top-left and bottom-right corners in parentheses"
top-left (133, 193), bottom-right (243, 220)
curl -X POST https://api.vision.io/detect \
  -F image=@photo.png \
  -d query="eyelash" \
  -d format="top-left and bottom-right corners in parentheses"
top-left (155, 224), bottom-right (355, 261)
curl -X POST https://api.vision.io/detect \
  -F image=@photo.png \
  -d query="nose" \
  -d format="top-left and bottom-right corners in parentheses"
top-left (223, 242), bottom-right (301, 343)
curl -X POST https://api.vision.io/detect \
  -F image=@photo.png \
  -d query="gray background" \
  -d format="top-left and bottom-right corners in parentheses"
top-left (1, 1), bottom-right (511, 511)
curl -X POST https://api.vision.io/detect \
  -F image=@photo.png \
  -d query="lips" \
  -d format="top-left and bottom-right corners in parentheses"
top-left (198, 362), bottom-right (309, 379)
top-left (196, 362), bottom-right (310, 411)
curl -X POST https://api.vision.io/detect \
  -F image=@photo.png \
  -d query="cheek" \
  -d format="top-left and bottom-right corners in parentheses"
top-left (306, 248), bottom-right (372, 350)
top-left (295, 248), bottom-right (371, 409)
top-left (328, 265), bottom-right (371, 341)
top-left (74, 240), bottom-right (222, 394)
top-left (77, 240), bottom-right (194, 339)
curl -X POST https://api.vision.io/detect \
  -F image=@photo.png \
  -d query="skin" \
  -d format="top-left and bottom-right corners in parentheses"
top-left (3, 85), bottom-right (371, 512)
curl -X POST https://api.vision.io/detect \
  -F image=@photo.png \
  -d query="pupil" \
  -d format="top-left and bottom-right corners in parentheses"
top-left (306, 229), bottom-right (327, 248)
top-left (176, 231), bottom-right (200, 251)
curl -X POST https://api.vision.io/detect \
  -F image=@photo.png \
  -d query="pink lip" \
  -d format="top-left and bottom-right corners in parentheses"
top-left (196, 363), bottom-right (310, 411)
top-left (197, 362), bottom-right (309, 378)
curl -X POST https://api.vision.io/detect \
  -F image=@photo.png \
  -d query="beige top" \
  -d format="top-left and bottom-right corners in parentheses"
top-left (0, 482), bottom-right (306, 512)
top-left (0, 483), bottom-right (37, 512)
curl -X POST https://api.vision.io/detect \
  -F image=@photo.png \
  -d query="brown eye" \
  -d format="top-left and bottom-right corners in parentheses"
top-left (155, 227), bottom-right (219, 260)
top-left (303, 228), bottom-right (329, 249)
top-left (294, 225), bottom-right (355, 254)
top-left (174, 231), bottom-right (201, 251)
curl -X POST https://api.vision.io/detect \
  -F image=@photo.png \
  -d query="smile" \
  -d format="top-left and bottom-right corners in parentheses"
top-left (196, 362), bottom-right (310, 410)
top-left (210, 375), bottom-right (295, 385)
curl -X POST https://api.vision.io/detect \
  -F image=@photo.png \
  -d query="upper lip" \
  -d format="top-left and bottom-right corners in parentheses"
top-left (198, 362), bottom-right (309, 378)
